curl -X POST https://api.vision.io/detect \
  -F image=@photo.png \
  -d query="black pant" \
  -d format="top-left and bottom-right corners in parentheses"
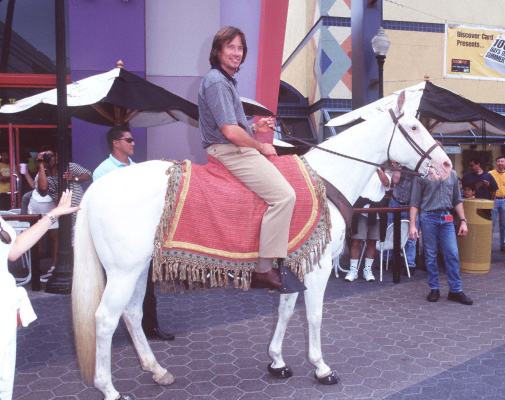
top-left (141, 263), bottom-right (158, 332)
top-left (0, 193), bottom-right (10, 210)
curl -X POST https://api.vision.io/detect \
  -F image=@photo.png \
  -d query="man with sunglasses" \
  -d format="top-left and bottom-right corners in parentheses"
top-left (93, 126), bottom-right (136, 180)
top-left (93, 126), bottom-right (175, 341)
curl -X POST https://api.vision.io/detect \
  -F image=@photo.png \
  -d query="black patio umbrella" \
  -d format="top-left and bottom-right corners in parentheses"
top-left (326, 81), bottom-right (505, 142)
top-left (240, 97), bottom-right (274, 117)
top-left (0, 66), bottom-right (199, 128)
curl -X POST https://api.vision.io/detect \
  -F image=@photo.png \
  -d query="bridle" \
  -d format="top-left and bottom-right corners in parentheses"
top-left (279, 109), bottom-right (440, 178)
top-left (387, 109), bottom-right (440, 177)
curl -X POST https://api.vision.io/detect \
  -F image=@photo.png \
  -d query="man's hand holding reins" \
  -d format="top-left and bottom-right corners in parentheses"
top-left (221, 123), bottom-right (277, 156)
top-left (254, 116), bottom-right (275, 133)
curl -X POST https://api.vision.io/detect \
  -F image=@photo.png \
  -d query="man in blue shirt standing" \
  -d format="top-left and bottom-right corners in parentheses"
top-left (93, 126), bottom-right (175, 341)
top-left (409, 170), bottom-right (473, 305)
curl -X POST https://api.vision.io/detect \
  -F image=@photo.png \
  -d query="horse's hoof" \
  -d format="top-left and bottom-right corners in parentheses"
top-left (315, 370), bottom-right (339, 385)
top-left (116, 394), bottom-right (135, 400)
top-left (154, 371), bottom-right (175, 385)
top-left (268, 362), bottom-right (293, 379)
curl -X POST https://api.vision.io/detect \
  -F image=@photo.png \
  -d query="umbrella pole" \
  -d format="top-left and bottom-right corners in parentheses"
top-left (46, 0), bottom-right (73, 294)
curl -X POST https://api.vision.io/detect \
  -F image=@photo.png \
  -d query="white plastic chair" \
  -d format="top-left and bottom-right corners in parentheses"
top-left (0, 210), bottom-right (17, 215)
top-left (6, 220), bottom-right (32, 286)
top-left (378, 219), bottom-right (411, 282)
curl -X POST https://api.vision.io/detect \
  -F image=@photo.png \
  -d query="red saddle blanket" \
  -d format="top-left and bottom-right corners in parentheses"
top-left (153, 155), bottom-right (330, 290)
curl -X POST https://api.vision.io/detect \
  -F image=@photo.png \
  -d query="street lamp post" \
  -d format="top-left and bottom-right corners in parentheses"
top-left (372, 26), bottom-right (400, 282)
top-left (371, 27), bottom-right (391, 99)
top-left (46, 0), bottom-right (73, 294)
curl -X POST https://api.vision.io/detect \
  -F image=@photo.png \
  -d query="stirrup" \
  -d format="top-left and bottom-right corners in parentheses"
top-left (278, 259), bottom-right (306, 294)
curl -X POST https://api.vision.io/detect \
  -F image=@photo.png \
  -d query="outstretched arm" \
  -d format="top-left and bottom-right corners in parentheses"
top-left (8, 190), bottom-right (80, 261)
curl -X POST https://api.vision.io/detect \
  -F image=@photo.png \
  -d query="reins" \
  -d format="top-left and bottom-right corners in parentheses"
top-left (277, 110), bottom-right (435, 178)
top-left (387, 109), bottom-right (439, 174)
top-left (279, 133), bottom-right (388, 169)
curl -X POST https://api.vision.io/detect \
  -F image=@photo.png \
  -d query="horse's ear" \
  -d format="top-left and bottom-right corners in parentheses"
top-left (396, 90), bottom-right (406, 114)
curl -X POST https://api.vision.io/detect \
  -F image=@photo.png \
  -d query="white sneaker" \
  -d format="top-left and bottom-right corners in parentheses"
top-left (40, 266), bottom-right (55, 283)
top-left (363, 266), bottom-right (375, 282)
top-left (345, 265), bottom-right (359, 282)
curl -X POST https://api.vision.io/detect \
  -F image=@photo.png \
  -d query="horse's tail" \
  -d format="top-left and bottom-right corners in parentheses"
top-left (71, 200), bottom-right (105, 384)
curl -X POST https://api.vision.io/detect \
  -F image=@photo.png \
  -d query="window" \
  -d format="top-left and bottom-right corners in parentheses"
top-left (0, 0), bottom-right (57, 73)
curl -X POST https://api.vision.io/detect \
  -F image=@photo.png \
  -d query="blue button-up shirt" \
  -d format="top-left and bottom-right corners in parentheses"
top-left (92, 154), bottom-right (135, 181)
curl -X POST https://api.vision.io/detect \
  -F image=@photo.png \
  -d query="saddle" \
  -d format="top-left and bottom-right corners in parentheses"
top-left (153, 155), bottom-right (331, 291)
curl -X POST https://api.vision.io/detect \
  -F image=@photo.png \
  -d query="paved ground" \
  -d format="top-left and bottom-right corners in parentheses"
top-left (12, 233), bottom-right (505, 400)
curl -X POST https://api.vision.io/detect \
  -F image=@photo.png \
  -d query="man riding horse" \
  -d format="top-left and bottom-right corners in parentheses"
top-left (198, 26), bottom-right (302, 292)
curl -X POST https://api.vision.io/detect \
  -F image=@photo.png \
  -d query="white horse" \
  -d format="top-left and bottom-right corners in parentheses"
top-left (71, 93), bottom-right (452, 400)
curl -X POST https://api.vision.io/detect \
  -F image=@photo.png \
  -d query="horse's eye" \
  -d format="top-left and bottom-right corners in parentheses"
top-left (412, 126), bottom-right (417, 131)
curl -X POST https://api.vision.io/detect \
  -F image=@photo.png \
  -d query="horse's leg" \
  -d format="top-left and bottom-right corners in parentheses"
top-left (94, 272), bottom-right (140, 400)
top-left (268, 292), bottom-right (299, 376)
top-left (122, 266), bottom-right (174, 386)
top-left (304, 251), bottom-right (338, 382)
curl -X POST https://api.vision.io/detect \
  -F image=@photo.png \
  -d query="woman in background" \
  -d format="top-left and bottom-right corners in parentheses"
top-left (0, 190), bottom-right (79, 400)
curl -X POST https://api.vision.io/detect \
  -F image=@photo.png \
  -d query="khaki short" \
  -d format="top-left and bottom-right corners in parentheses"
top-left (351, 214), bottom-right (379, 241)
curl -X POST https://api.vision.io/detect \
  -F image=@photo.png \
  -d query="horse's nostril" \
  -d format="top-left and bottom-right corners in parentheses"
top-left (443, 161), bottom-right (452, 169)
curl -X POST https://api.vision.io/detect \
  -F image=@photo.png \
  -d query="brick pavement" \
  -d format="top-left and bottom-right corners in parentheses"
top-left (12, 235), bottom-right (505, 400)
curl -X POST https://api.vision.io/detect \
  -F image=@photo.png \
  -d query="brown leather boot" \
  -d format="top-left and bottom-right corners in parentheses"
top-left (251, 269), bottom-right (282, 290)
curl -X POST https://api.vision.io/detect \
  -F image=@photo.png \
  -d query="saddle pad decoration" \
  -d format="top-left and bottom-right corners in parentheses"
top-left (153, 155), bottom-right (331, 291)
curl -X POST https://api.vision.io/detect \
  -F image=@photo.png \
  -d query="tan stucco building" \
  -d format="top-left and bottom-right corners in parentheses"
top-left (281, 0), bottom-right (505, 173)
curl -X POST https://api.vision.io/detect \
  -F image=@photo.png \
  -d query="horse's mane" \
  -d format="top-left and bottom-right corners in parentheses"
top-left (313, 110), bottom-right (390, 152)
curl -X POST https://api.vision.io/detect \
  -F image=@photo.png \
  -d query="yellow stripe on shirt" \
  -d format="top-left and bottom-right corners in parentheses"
top-left (490, 170), bottom-right (505, 197)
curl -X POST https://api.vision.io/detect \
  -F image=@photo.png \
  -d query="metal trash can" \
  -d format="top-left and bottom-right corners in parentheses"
top-left (457, 199), bottom-right (494, 274)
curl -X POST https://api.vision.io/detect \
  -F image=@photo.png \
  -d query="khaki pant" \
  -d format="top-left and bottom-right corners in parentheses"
top-left (207, 144), bottom-right (296, 258)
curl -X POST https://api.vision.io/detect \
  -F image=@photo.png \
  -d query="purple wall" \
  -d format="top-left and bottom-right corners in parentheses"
top-left (220, 0), bottom-right (261, 98)
top-left (351, 0), bottom-right (382, 109)
top-left (67, 1), bottom-right (146, 172)
top-left (68, 0), bottom-right (264, 168)
top-left (146, 0), bottom-right (263, 164)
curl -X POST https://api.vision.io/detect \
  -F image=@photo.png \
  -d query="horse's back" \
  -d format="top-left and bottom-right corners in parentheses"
top-left (81, 160), bottom-right (173, 272)
top-left (86, 159), bottom-right (171, 195)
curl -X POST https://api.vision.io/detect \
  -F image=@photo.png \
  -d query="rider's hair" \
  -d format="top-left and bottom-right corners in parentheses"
top-left (209, 26), bottom-right (247, 70)
top-left (469, 157), bottom-right (481, 165)
top-left (107, 126), bottom-right (130, 151)
top-left (496, 155), bottom-right (505, 162)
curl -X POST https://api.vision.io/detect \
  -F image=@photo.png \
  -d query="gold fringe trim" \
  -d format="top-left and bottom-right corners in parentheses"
top-left (152, 157), bottom-right (332, 292)
top-left (153, 161), bottom-right (188, 286)
top-left (282, 157), bottom-right (332, 281)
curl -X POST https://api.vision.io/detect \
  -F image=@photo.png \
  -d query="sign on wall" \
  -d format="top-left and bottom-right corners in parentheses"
top-left (444, 24), bottom-right (505, 81)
